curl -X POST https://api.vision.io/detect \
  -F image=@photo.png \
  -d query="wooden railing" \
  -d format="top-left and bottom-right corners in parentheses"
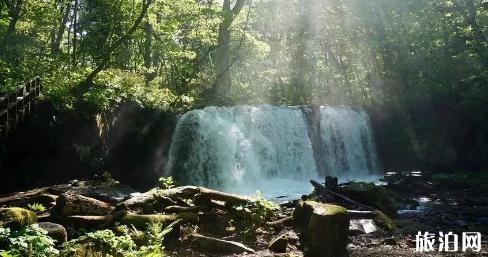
top-left (0, 77), bottom-right (42, 138)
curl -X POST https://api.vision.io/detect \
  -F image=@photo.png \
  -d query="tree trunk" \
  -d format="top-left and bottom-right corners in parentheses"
top-left (143, 20), bottom-right (152, 70)
top-left (80, 0), bottom-right (153, 92)
top-left (213, 0), bottom-right (245, 104)
top-left (51, 1), bottom-right (71, 55)
top-left (72, 0), bottom-right (79, 66)
top-left (1, 17), bottom-right (19, 48)
top-left (0, 0), bottom-right (23, 52)
top-left (465, 0), bottom-right (488, 68)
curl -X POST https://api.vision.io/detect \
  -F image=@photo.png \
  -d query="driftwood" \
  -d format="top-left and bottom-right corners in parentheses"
top-left (0, 192), bottom-right (57, 209)
top-left (160, 186), bottom-right (251, 205)
top-left (310, 180), bottom-right (375, 211)
top-left (164, 205), bottom-right (199, 213)
top-left (191, 234), bottom-right (255, 254)
top-left (267, 216), bottom-right (294, 228)
top-left (196, 187), bottom-right (251, 205)
top-left (40, 211), bottom-right (198, 228)
top-left (54, 193), bottom-right (114, 216)
top-left (119, 191), bottom-right (178, 213)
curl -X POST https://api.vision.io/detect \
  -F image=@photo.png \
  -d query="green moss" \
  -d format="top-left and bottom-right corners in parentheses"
top-left (373, 210), bottom-right (396, 232)
top-left (293, 201), bottom-right (348, 230)
top-left (0, 208), bottom-right (37, 227)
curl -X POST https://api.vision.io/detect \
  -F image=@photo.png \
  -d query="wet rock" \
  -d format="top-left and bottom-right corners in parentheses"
top-left (191, 234), bottom-right (255, 255)
top-left (38, 222), bottom-right (67, 245)
top-left (269, 235), bottom-right (288, 253)
top-left (382, 237), bottom-right (397, 245)
top-left (373, 210), bottom-right (396, 232)
top-left (342, 182), bottom-right (397, 217)
top-left (349, 219), bottom-right (377, 235)
top-left (0, 207), bottom-right (37, 227)
top-left (293, 201), bottom-right (349, 257)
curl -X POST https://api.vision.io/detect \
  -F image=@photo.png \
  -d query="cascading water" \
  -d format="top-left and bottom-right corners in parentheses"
top-left (318, 107), bottom-right (381, 180)
top-left (165, 105), bottom-right (381, 197)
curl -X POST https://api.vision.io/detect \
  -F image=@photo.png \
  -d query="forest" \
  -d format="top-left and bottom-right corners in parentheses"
top-left (0, 0), bottom-right (487, 256)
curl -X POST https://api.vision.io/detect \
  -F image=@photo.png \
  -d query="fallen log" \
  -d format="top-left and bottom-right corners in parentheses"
top-left (310, 180), bottom-right (375, 211)
top-left (53, 193), bottom-right (114, 216)
top-left (191, 234), bottom-right (255, 255)
top-left (39, 211), bottom-right (198, 228)
top-left (267, 216), bottom-right (294, 228)
top-left (0, 193), bottom-right (57, 209)
top-left (119, 190), bottom-right (178, 213)
top-left (160, 186), bottom-right (251, 205)
top-left (197, 187), bottom-right (251, 205)
top-left (164, 205), bottom-right (199, 213)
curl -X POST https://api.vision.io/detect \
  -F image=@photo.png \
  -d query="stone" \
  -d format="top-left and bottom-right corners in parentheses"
top-left (38, 222), bottom-right (68, 245)
top-left (0, 207), bottom-right (37, 227)
top-left (191, 234), bottom-right (255, 255)
top-left (293, 201), bottom-right (349, 257)
top-left (269, 235), bottom-right (288, 253)
top-left (349, 219), bottom-right (377, 235)
top-left (342, 182), bottom-right (397, 217)
top-left (373, 210), bottom-right (396, 232)
top-left (382, 237), bottom-right (397, 245)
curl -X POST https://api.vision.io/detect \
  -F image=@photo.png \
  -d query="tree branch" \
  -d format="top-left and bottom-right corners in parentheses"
top-left (83, 0), bottom-right (153, 85)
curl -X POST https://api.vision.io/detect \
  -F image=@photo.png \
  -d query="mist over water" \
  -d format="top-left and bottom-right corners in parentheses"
top-left (166, 105), bottom-right (381, 198)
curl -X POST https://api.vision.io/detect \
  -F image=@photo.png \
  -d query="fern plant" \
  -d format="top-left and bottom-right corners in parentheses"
top-left (0, 225), bottom-right (59, 257)
top-left (27, 203), bottom-right (46, 213)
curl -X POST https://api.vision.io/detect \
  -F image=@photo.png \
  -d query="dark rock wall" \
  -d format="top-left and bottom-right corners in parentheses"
top-left (368, 98), bottom-right (488, 173)
top-left (0, 102), bottom-right (176, 194)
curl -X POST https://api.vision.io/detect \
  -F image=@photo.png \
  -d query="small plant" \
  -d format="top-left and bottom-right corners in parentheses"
top-left (0, 224), bottom-right (59, 257)
top-left (232, 191), bottom-right (278, 239)
top-left (60, 221), bottom-right (177, 257)
top-left (60, 229), bottom-right (136, 257)
top-left (27, 203), bottom-right (46, 213)
top-left (158, 176), bottom-right (176, 190)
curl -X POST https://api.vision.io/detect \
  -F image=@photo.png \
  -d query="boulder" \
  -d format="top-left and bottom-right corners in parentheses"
top-left (293, 201), bottom-right (349, 257)
top-left (191, 234), bottom-right (255, 255)
top-left (269, 235), bottom-right (288, 253)
top-left (372, 210), bottom-right (396, 232)
top-left (0, 207), bottom-right (37, 227)
top-left (38, 222), bottom-right (67, 245)
top-left (342, 182), bottom-right (397, 217)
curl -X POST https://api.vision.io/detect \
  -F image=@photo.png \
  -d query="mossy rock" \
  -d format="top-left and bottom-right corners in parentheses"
top-left (373, 210), bottom-right (396, 232)
top-left (293, 201), bottom-right (349, 257)
top-left (342, 182), bottom-right (397, 217)
top-left (0, 207), bottom-right (37, 227)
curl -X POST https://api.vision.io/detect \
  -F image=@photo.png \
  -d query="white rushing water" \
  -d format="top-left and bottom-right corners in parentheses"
top-left (165, 105), bottom-right (381, 198)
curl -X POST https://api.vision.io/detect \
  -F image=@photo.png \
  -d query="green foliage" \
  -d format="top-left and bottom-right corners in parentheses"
top-left (84, 69), bottom-right (179, 111)
top-left (232, 191), bottom-right (278, 239)
top-left (158, 176), bottom-right (176, 190)
top-left (59, 222), bottom-right (176, 257)
top-left (27, 203), bottom-right (46, 213)
top-left (0, 224), bottom-right (59, 257)
top-left (60, 229), bottom-right (136, 257)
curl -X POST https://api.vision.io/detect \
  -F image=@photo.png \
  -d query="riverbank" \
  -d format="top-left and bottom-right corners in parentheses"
top-left (0, 171), bottom-right (486, 256)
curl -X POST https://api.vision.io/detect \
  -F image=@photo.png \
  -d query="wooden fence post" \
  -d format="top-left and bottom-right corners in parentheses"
top-left (0, 78), bottom-right (42, 138)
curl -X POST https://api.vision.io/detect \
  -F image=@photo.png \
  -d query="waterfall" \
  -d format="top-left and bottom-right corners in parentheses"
top-left (165, 105), bottom-right (381, 195)
top-left (317, 107), bottom-right (380, 179)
